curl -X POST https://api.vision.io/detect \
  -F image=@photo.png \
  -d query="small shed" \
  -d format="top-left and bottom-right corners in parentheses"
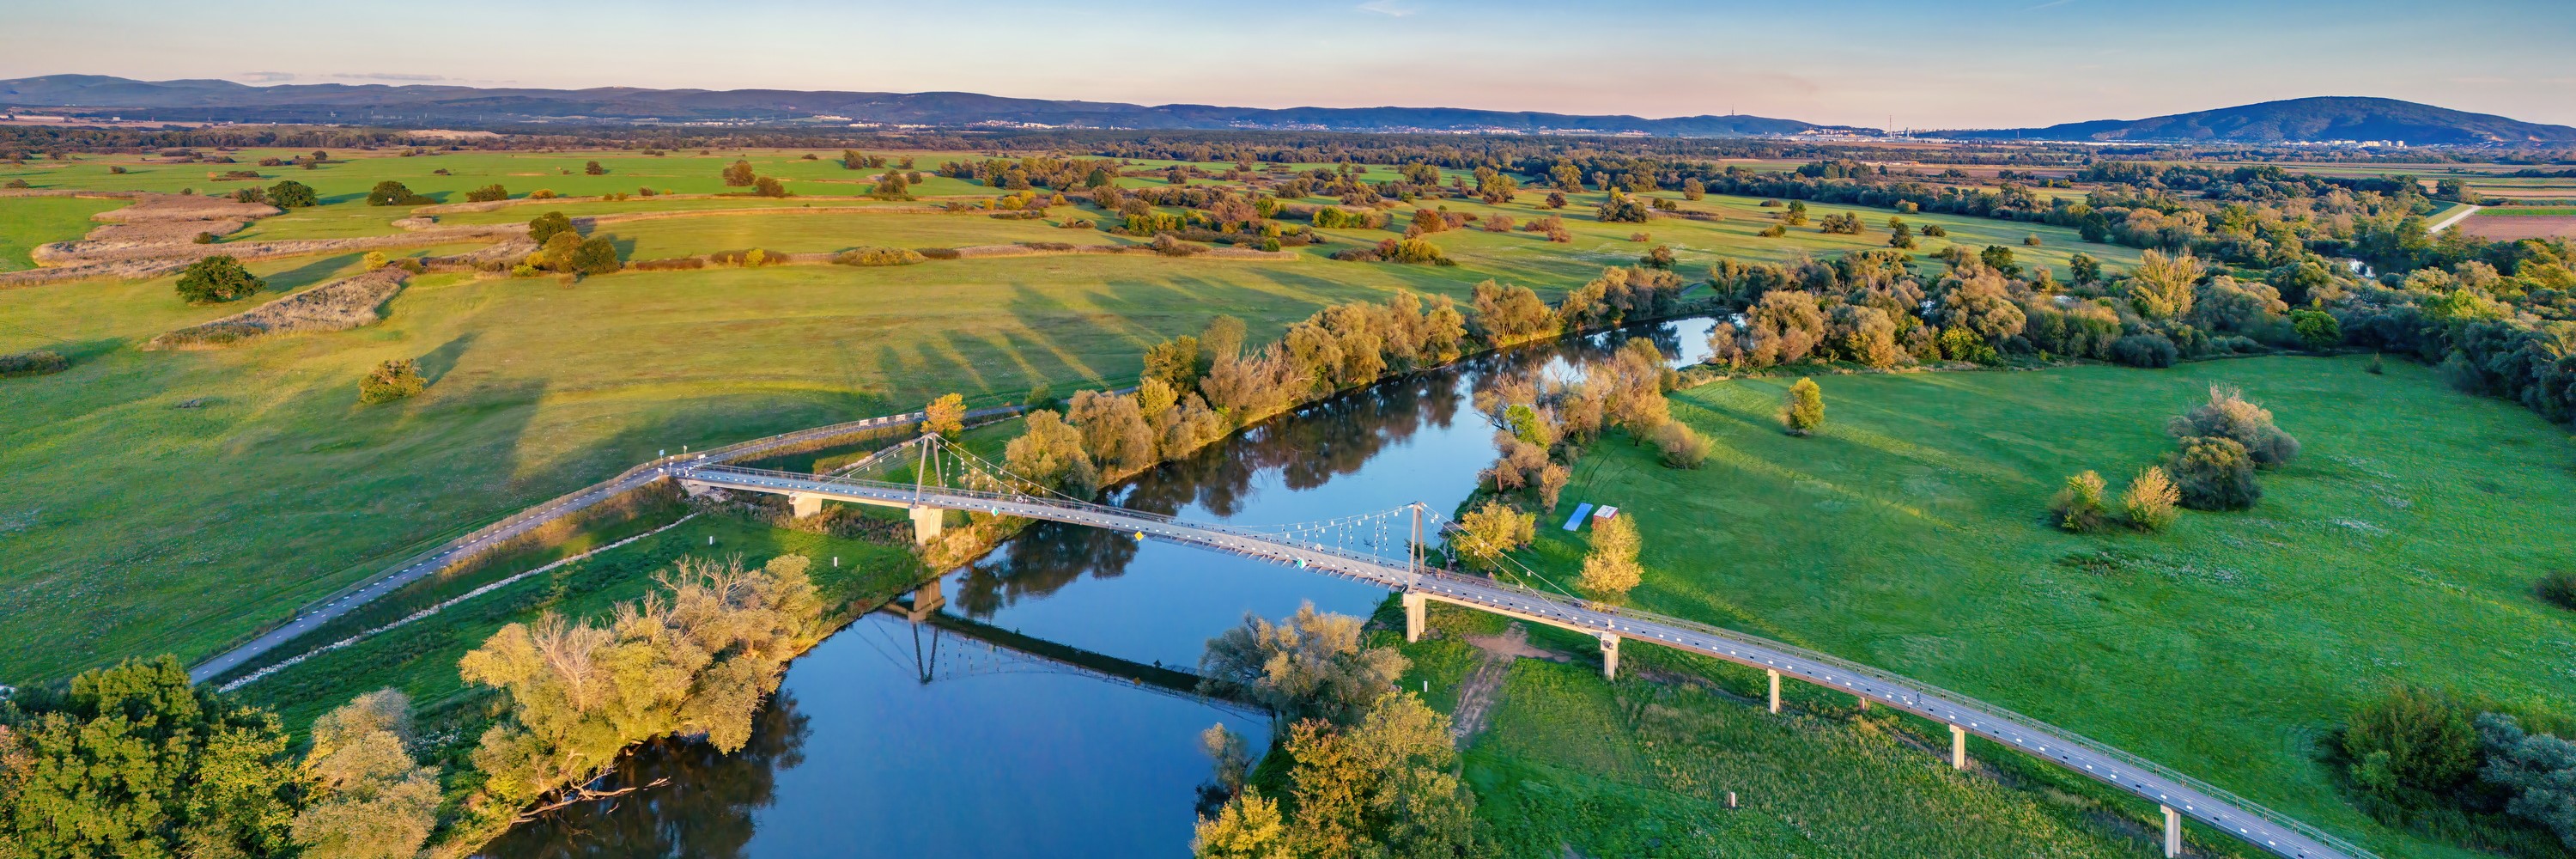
top-left (1593, 505), bottom-right (1620, 525)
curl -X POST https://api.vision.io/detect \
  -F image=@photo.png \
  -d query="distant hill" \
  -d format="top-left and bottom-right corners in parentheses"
top-left (0, 75), bottom-right (1851, 137)
top-left (1940, 96), bottom-right (2576, 145)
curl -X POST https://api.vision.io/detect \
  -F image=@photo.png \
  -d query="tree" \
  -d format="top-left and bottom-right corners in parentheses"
top-left (1887, 218), bottom-right (1916, 249)
top-left (2166, 436), bottom-right (2259, 510)
top-left (1280, 694), bottom-right (1481, 858)
top-left (583, 160), bottom-right (605, 175)
top-left (1451, 501), bottom-right (1534, 570)
top-left (175, 254), bottom-right (264, 303)
top-left (1782, 377), bottom-right (1825, 435)
top-left (291, 691), bottom-right (440, 859)
top-left (364, 180), bottom-right (427, 206)
top-left (526, 210), bottom-right (574, 247)
top-left (2167, 385), bottom-right (2300, 468)
top-left (1197, 602), bottom-right (1408, 724)
top-left (533, 230), bottom-right (581, 271)
top-left (922, 393), bottom-right (966, 438)
top-left (1978, 244), bottom-right (2021, 277)
top-left (721, 159), bottom-right (756, 186)
top-left (1579, 514), bottom-right (1643, 599)
top-left (267, 180), bottom-right (318, 208)
top-left (2070, 253), bottom-right (2101, 283)
top-left (1193, 791), bottom-right (1291, 859)
top-left (0, 656), bottom-right (301, 858)
top-left (1005, 410), bottom-right (1099, 497)
top-left (2339, 685), bottom-right (2479, 807)
top-left (1201, 315), bottom-right (1247, 365)
top-left (1652, 421), bottom-right (1710, 469)
top-left (1145, 335), bottom-right (1206, 389)
top-left (1200, 723), bottom-right (1251, 797)
top-left (1783, 200), bottom-right (1809, 226)
top-left (1595, 188), bottom-right (1649, 223)
top-left (2478, 713), bottom-right (2576, 848)
top-left (358, 359), bottom-right (425, 404)
top-left (752, 176), bottom-right (789, 198)
top-left (2121, 466), bottom-right (2180, 532)
top-left (465, 184), bottom-right (509, 203)
top-left (1068, 388), bottom-right (1157, 475)
top-left (2126, 250), bottom-right (2205, 320)
top-left (869, 171), bottom-right (911, 200)
top-left (1681, 178), bottom-right (1704, 200)
top-left (570, 236), bottom-right (620, 275)
top-left (2050, 471), bottom-right (2110, 533)
top-left (2291, 309), bottom-right (2342, 350)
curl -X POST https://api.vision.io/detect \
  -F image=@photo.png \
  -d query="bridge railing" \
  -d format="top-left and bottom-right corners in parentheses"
top-left (1419, 568), bottom-right (2377, 859)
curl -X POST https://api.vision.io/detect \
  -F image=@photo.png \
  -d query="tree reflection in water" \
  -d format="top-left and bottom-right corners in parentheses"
top-left (482, 691), bottom-right (812, 859)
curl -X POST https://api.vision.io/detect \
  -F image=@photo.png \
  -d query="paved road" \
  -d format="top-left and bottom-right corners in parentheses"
top-left (683, 465), bottom-right (2374, 859)
top-left (186, 404), bottom-right (1022, 684)
top-left (2427, 203), bottom-right (2482, 235)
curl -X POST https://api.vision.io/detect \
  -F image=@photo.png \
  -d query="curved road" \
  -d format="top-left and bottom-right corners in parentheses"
top-left (681, 464), bottom-right (2375, 859)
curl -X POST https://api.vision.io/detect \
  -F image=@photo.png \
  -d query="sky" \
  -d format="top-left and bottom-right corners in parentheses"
top-left (9, 0), bottom-right (2575, 129)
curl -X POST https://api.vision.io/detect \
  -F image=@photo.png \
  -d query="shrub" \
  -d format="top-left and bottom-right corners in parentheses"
top-left (2537, 570), bottom-right (2576, 610)
top-left (1149, 234), bottom-right (1210, 257)
top-left (708, 248), bottom-right (781, 266)
top-left (584, 160), bottom-right (605, 175)
top-left (2166, 436), bottom-right (2259, 510)
top-left (1757, 223), bottom-right (1787, 238)
top-left (0, 349), bottom-right (70, 378)
top-left (2342, 686), bottom-right (2479, 806)
top-left (230, 186), bottom-right (266, 204)
top-left (1652, 422), bottom-right (1710, 468)
top-left (628, 257), bottom-right (706, 271)
top-left (2023, 233), bottom-right (2043, 247)
top-left (365, 180), bottom-right (430, 206)
top-left (175, 255), bottom-right (264, 303)
top-left (1923, 223), bottom-right (1948, 238)
top-left (358, 359), bottom-right (426, 404)
top-left (191, 231), bottom-right (216, 244)
top-left (834, 247), bottom-right (927, 266)
top-left (2121, 466), bottom-right (2180, 532)
top-left (2050, 471), bottom-right (2111, 532)
top-left (2111, 334), bottom-right (2178, 368)
top-left (2366, 353), bottom-right (2385, 375)
top-left (2167, 384), bottom-right (2300, 468)
top-left (2291, 309), bottom-right (2342, 350)
top-left (267, 180), bottom-right (317, 208)
top-left (3, 179), bottom-right (27, 189)
top-left (528, 189), bottom-right (557, 199)
top-left (917, 247), bottom-right (962, 260)
top-left (571, 237), bottom-right (622, 275)
top-left (526, 211), bottom-right (574, 247)
top-left (1383, 237), bottom-right (1452, 265)
top-left (1781, 378), bottom-right (1825, 435)
top-left (752, 176), bottom-right (789, 198)
top-left (465, 184), bottom-right (509, 203)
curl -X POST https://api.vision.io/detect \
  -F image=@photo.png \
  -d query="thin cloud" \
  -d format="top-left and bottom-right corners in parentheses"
top-left (2024, 0), bottom-right (2075, 9)
top-left (1356, 0), bottom-right (1415, 16)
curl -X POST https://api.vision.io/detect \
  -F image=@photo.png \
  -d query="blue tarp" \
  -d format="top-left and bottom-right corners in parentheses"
top-left (1564, 503), bottom-right (1595, 531)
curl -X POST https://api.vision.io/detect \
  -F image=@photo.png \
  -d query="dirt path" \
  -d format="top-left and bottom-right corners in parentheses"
top-left (1451, 622), bottom-right (1560, 741)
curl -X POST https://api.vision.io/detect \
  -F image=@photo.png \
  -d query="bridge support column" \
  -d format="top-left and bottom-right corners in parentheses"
top-left (910, 505), bottom-right (945, 544)
top-left (904, 581), bottom-right (945, 624)
top-left (1402, 592), bottom-right (1426, 643)
top-left (1767, 669), bottom-right (1782, 714)
top-left (788, 493), bottom-right (824, 519)
top-left (1598, 633), bottom-right (1619, 680)
top-left (1950, 724), bottom-right (1969, 771)
top-left (2160, 805), bottom-right (2181, 857)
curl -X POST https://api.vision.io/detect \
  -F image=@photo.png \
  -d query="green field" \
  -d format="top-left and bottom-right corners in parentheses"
top-left (0, 194), bottom-right (121, 271)
top-left (1394, 601), bottom-right (2193, 858)
top-left (1516, 356), bottom-right (2576, 858)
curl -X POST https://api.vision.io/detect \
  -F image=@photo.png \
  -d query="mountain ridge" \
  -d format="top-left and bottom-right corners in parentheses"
top-left (1937, 96), bottom-right (2576, 145)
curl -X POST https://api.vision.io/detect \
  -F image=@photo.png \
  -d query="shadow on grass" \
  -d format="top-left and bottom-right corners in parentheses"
top-left (416, 332), bottom-right (476, 384)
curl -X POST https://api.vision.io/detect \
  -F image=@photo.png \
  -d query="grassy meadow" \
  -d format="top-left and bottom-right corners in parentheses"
top-left (0, 193), bottom-right (122, 271)
top-left (1515, 356), bottom-right (2576, 858)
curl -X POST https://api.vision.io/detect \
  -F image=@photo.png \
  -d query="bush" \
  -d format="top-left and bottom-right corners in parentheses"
top-left (2537, 570), bottom-right (2576, 610)
top-left (465, 184), bottom-right (509, 203)
top-left (1781, 377), bottom-right (1825, 435)
top-left (628, 257), bottom-right (706, 271)
top-left (365, 180), bottom-right (431, 206)
top-left (833, 247), bottom-right (927, 266)
top-left (230, 186), bottom-right (266, 204)
top-left (2111, 334), bottom-right (2178, 368)
top-left (2167, 384), bottom-right (2300, 468)
top-left (2166, 436), bottom-right (2259, 510)
top-left (267, 180), bottom-right (317, 208)
top-left (174, 255), bottom-right (264, 304)
top-left (2121, 466), bottom-right (2180, 532)
top-left (358, 359), bottom-right (426, 404)
top-left (708, 248), bottom-right (781, 266)
top-left (1757, 223), bottom-right (1787, 238)
top-left (2343, 686), bottom-right (2480, 806)
top-left (571, 237), bottom-right (622, 275)
top-left (2291, 309), bottom-right (2343, 350)
top-left (526, 210), bottom-right (574, 247)
top-left (917, 247), bottom-right (962, 260)
top-left (1149, 234), bottom-right (1211, 257)
top-left (1652, 422), bottom-right (1710, 468)
top-left (0, 349), bottom-right (70, 378)
top-left (752, 176), bottom-right (790, 198)
top-left (2049, 471), bottom-right (2110, 532)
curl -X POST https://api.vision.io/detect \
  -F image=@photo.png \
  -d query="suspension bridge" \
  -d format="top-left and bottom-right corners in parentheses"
top-left (671, 434), bottom-right (2372, 859)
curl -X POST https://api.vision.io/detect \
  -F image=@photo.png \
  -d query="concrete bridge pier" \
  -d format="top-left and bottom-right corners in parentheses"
top-left (1401, 592), bottom-right (1427, 643)
top-left (904, 581), bottom-right (946, 623)
top-left (910, 505), bottom-right (945, 544)
top-left (789, 493), bottom-right (825, 518)
top-left (2161, 805), bottom-right (2182, 857)
top-left (1767, 669), bottom-right (1782, 713)
top-left (1598, 633), bottom-right (1619, 679)
top-left (1950, 724), bottom-right (1969, 771)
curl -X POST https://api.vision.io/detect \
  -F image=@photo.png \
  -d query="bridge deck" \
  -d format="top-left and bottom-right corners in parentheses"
top-left (684, 463), bottom-right (2369, 859)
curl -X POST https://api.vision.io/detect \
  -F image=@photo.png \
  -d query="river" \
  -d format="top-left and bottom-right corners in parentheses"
top-left (485, 318), bottom-right (1716, 858)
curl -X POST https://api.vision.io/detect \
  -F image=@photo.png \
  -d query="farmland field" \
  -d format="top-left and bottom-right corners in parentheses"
top-left (0, 194), bottom-right (121, 271)
top-left (1514, 356), bottom-right (2576, 858)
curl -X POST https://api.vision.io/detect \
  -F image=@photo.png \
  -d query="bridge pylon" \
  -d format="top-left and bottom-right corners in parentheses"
top-left (1402, 592), bottom-right (1427, 643)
